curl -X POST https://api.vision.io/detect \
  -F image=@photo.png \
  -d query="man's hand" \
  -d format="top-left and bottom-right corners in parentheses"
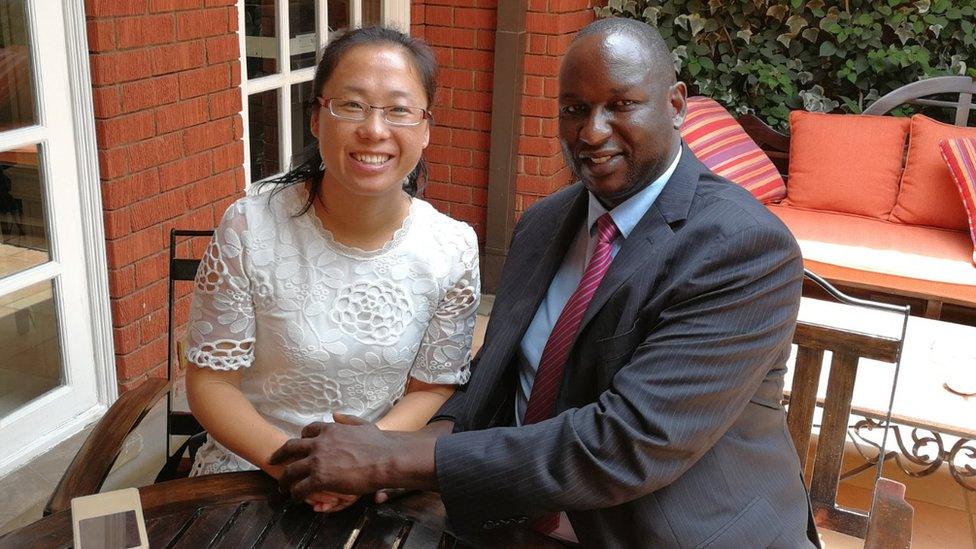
top-left (268, 414), bottom-right (448, 502)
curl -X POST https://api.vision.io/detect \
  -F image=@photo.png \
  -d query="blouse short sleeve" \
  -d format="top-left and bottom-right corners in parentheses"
top-left (410, 224), bottom-right (480, 385)
top-left (185, 202), bottom-right (256, 371)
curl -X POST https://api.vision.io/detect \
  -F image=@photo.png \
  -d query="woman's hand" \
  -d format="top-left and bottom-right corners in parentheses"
top-left (306, 491), bottom-right (359, 513)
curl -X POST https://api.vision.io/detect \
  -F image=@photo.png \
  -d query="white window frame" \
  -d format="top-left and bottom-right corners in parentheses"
top-left (238, 0), bottom-right (412, 187)
top-left (0, 0), bottom-right (114, 475)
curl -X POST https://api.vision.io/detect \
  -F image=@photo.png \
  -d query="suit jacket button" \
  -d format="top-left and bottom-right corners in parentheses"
top-left (482, 520), bottom-right (494, 529)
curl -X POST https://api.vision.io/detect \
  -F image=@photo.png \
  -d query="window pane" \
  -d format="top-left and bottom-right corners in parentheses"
top-left (0, 0), bottom-right (37, 131)
top-left (248, 90), bottom-right (280, 181)
top-left (289, 0), bottom-right (317, 71)
top-left (328, 0), bottom-right (350, 33)
top-left (244, 0), bottom-right (279, 79)
top-left (291, 81), bottom-right (315, 165)
top-left (362, 0), bottom-right (381, 25)
top-left (0, 280), bottom-right (63, 416)
top-left (0, 143), bottom-right (49, 278)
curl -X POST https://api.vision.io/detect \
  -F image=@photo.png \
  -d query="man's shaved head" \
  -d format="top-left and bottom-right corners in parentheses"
top-left (572, 18), bottom-right (675, 84)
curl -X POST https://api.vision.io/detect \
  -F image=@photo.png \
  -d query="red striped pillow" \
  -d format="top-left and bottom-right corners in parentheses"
top-left (939, 137), bottom-right (976, 265)
top-left (680, 96), bottom-right (786, 203)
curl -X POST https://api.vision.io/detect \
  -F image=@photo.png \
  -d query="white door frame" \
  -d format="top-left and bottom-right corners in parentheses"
top-left (0, 0), bottom-right (114, 476)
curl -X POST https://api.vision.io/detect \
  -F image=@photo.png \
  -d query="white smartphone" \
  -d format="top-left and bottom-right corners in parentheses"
top-left (70, 488), bottom-right (149, 549)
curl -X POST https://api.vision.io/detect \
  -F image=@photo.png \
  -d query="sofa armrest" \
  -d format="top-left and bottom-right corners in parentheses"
top-left (44, 378), bottom-right (171, 515)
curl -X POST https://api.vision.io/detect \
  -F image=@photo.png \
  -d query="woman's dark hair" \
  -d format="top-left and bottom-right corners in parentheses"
top-left (257, 26), bottom-right (437, 214)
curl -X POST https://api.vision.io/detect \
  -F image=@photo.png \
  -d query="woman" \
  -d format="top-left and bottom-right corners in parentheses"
top-left (184, 27), bottom-right (479, 512)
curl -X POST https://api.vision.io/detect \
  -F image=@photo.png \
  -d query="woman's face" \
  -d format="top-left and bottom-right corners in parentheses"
top-left (311, 44), bottom-right (430, 200)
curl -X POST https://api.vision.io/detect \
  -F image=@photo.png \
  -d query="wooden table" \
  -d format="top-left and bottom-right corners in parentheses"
top-left (789, 297), bottom-right (976, 489)
top-left (0, 472), bottom-right (564, 548)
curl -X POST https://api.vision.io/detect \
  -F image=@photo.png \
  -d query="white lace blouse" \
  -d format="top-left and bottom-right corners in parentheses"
top-left (185, 185), bottom-right (480, 475)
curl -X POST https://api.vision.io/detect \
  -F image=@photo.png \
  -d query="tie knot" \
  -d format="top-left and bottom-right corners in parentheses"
top-left (596, 213), bottom-right (619, 244)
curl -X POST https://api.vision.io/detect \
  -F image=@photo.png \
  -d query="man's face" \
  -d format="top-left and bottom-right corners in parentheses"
top-left (558, 32), bottom-right (686, 207)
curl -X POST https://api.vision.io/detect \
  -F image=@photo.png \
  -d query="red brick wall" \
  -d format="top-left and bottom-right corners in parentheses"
top-left (87, 0), bottom-right (245, 391)
top-left (516, 0), bottom-right (595, 214)
top-left (410, 0), bottom-right (496, 243)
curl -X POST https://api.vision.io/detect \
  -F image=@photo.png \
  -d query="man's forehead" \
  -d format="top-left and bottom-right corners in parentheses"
top-left (560, 31), bottom-right (656, 93)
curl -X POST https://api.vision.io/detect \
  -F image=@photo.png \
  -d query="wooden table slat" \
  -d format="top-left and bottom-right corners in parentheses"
top-left (170, 502), bottom-right (246, 548)
top-left (303, 503), bottom-right (370, 549)
top-left (209, 499), bottom-right (277, 548)
top-left (350, 508), bottom-right (411, 549)
top-left (146, 509), bottom-right (198, 548)
top-left (253, 500), bottom-right (321, 547)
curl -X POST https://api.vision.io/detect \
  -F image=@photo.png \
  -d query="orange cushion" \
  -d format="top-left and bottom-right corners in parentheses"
top-left (940, 137), bottom-right (976, 264)
top-left (889, 114), bottom-right (976, 230)
top-left (768, 204), bottom-right (976, 305)
top-left (785, 111), bottom-right (909, 219)
top-left (680, 97), bottom-right (786, 203)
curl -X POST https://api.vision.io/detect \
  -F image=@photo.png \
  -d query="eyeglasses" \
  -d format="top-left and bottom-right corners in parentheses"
top-left (317, 97), bottom-right (431, 127)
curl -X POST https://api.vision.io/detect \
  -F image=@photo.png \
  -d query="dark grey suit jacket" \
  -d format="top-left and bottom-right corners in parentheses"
top-left (433, 148), bottom-right (819, 548)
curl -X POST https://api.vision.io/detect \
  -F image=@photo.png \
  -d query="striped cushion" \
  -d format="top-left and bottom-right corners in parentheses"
top-left (680, 96), bottom-right (786, 203)
top-left (940, 137), bottom-right (976, 265)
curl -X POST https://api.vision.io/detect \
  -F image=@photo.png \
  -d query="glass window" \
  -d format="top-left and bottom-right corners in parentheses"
top-left (0, 0), bottom-right (36, 132)
top-left (289, 0), bottom-right (317, 71)
top-left (0, 280), bottom-right (63, 416)
top-left (248, 90), bottom-right (280, 181)
top-left (0, 143), bottom-right (49, 278)
top-left (244, 0), bottom-right (279, 79)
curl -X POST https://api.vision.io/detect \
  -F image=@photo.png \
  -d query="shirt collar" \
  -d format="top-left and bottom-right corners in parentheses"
top-left (586, 147), bottom-right (682, 239)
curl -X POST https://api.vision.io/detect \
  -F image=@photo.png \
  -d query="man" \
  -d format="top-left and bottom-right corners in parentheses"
top-left (271, 18), bottom-right (819, 548)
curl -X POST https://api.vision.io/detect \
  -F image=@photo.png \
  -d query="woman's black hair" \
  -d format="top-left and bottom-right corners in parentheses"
top-left (257, 26), bottom-right (437, 214)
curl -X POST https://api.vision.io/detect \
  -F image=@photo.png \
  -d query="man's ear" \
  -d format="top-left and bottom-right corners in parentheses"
top-left (670, 81), bottom-right (688, 129)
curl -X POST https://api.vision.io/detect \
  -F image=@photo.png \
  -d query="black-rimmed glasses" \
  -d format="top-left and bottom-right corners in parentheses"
top-left (317, 97), bottom-right (431, 127)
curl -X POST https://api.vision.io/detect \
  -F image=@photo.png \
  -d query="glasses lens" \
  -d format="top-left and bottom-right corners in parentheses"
top-left (329, 99), bottom-right (368, 119)
top-left (383, 106), bottom-right (424, 125)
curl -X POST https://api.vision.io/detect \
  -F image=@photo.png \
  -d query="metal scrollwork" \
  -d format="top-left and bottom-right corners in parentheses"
top-left (846, 417), bottom-right (975, 491)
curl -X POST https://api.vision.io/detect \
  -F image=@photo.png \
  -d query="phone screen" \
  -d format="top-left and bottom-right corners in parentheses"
top-left (77, 510), bottom-right (142, 549)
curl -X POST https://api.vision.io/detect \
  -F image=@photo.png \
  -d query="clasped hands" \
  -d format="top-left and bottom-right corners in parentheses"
top-left (269, 413), bottom-right (441, 512)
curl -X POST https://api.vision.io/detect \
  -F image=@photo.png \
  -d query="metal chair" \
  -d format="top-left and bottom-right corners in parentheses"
top-left (45, 229), bottom-right (214, 514)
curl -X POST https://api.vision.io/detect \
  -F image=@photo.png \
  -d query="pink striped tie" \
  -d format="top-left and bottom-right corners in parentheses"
top-left (524, 213), bottom-right (619, 425)
top-left (524, 213), bottom-right (619, 534)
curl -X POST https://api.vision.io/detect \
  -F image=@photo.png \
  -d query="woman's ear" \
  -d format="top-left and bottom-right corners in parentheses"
top-left (310, 107), bottom-right (320, 139)
top-left (421, 120), bottom-right (430, 149)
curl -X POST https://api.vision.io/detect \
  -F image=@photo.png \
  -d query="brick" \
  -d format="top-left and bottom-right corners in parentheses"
top-left (524, 54), bottom-right (560, 77)
top-left (183, 118), bottom-right (234, 154)
top-left (230, 62), bottom-right (241, 86)
top-left (206, 0), bottom-right (237, 6)
top-left (92, 86), bottom-right (122, 118)
top-left (116, 49), bottom-right (156, 83)
top-left (179, 64), bottom-right (231, 99)
top-left (227, 6), bottom-right (239, 31)
top-left (159, 151), bottom-right (212, 190)
top-left (86, 0), bottom-right (148, 17)
top-left (212, 142), bottom-right (243, 172)
top-left (526, 13), bottom-right (559, 35)
top-left (134, 252), bottom-right (168, 289)
top-left (130, 189), bottom-right (189, 230)
top-left (115, 332), bottom-right (167, 379)
top-left (114, 323), bottom-right (142, 355)
top-left (152, 41), bottom-right (206, 75)
top-left (453, 167), bottom-right (488, 187)
top-left (119, 75), bottom-right (178, 114)
top-left (426, 6), bottom-right (452, 26)
top-left (126, 133), bottom-right (184, 172)
top-left (116, 14), bottom-right (175, 49)
top-left (453, 90), bottom-right (491, 112)
top-left (155, 96), bottom-right (209, 134)
top-left (96, 110), bottom-right (156, 149)
top-left (103, 208), bottom-right (131, 239)
top-left (452, 203), bottom-right (484, 224)
top-left (108, 266), bottom-right (136, 298)
top-left (430, 126), bottom-right (451, 146)
top-left (427, 26), bottom-right (476, 49)
top-left (521, 95), bottom-right (559, 118)
top-left (140, 310), bottom-right (168, 345)
top-left (455, 8), bottom-right (495, 29)
top-left (475, 30), bottom-right (495, 51)
top-left (106, 226), bottom-right (164, 270)
top-left (99, 147), bottom-right (129, 179)
top-left (149, 0), bottom-right (203, 12)
top-left (435, 108), bottom-right (473, 129)
top-left (526, 34), bottom-right (547, 55)
top-left (87, 20), bottom-right (115, 52)
top-left (205, 34), bottom-right (239, 64)
top-left (524, 76), bottom-right (545, 97)
top-left (176, 8), bottom-right (228, 40)
top-left (208, 88), bottom-right (241, 120)
top-left (453, 129), bottom-right (490, 150)
top-left (454, 49), bottom-right (493, 71)
top-left (471, 187), bottom-right (488, 206)
top-left (440, 68), bottom-right (474, 90)
top-left (427, 145), bottom-right (472, 167)
top-left (519, 135), bottom-right (561, 156)
top-left (102, 169), bottom-right (159, 210)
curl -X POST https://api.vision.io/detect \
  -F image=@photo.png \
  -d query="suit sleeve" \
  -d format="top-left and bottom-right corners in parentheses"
top-left (434, 221), bottom-right (803, 534)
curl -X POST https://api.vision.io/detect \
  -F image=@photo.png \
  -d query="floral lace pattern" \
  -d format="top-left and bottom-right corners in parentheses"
top-left (186, 185), bottom-right (479, 476)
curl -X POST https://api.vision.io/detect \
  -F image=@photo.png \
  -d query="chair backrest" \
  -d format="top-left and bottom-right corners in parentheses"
top-left (165, 229), bottom-right (214, 446)
top-left (787, 270), bottom-right (909, 540)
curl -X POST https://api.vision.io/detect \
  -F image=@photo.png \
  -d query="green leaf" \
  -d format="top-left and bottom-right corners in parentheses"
top-left (819, 42), bottom-right (837, 56)
top-left (767, 5), bottom-right (788, 21)
top-left (802, 27), bottom-right (820, 41)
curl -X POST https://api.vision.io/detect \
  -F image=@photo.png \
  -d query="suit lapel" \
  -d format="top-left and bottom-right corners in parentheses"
top-left (576, 145), bottom-right (702, 332)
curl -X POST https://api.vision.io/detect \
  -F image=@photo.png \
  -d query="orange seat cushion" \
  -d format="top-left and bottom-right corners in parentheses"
top-left (940, 137), bottom-right (976, 264)
top-left (768, 204), bottom-right (976, 306)
top-left (785, 112), bottom-right (909, 219)
top-left (889, 115), bottom-right (975, 230)
top-left (681, 97), bottom-right (786, 203)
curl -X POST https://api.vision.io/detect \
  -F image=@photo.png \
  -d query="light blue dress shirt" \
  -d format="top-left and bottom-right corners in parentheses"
top-left (515, 149), bottom-right (682, 425)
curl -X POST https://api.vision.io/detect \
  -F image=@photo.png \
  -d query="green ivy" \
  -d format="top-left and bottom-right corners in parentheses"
top-left (596, 0), bottom-right (976, 130)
